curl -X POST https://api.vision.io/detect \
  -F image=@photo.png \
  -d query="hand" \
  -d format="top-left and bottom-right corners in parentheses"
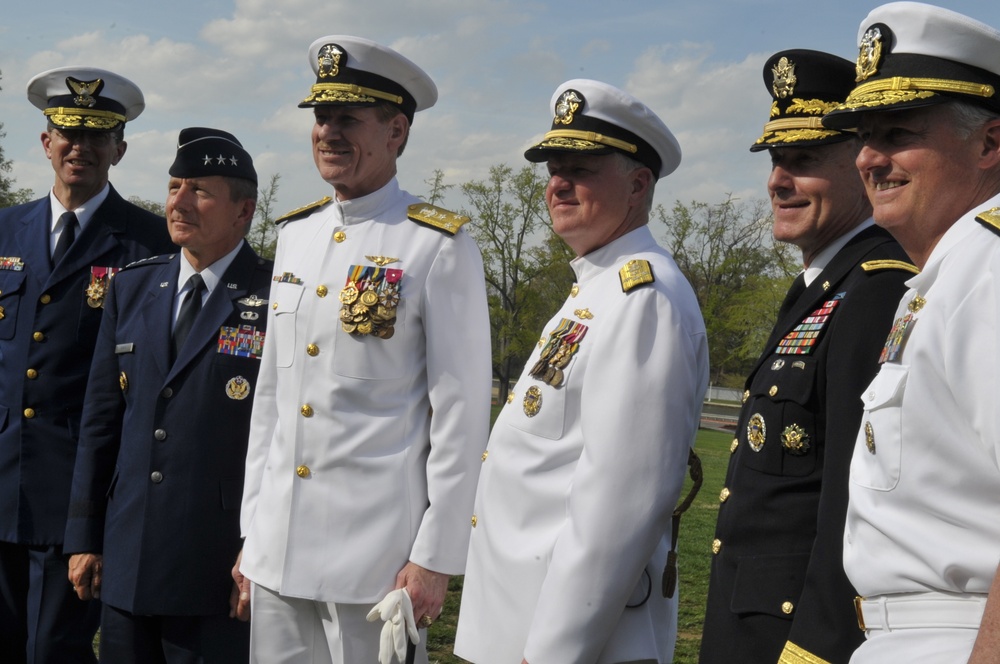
top-left (67, 553), bottom-right (102, 601)
top-left (394, 561), bottom-right (449, 628)
top-left (229, 548), bottom-right (251, 621)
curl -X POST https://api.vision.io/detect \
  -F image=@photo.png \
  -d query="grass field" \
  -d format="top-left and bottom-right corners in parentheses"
top-left (426, 426), bottom-right (731, 663)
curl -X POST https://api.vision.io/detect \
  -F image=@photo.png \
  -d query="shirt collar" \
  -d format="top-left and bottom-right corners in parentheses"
top-left (176, 240), bottom-right (245, 297)
top-left (48, 183), bottom-right (111, 232)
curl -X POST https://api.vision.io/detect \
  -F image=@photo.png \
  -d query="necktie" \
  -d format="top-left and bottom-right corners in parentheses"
top-left (52, 211), bottom-right (78, 265)
top-left (172, 273), bottom-right (206, 361)
top-left (777, 273), bottom-right (807, 322)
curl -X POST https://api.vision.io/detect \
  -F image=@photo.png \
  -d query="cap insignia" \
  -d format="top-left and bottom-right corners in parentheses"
top-left (66, 77), bottom-right (103, 108)
top-left (317, 43), bottom-right (344, 79)
top-left (771, 57), bottom-right (797, 99)
top-left (856, 26), bottom-right (883, 82)
top-left (554, 90), bottom-right (583, 126)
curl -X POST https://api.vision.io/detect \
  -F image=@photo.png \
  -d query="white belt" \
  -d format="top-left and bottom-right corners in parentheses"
top-left (855, 593), bottom-right (987, 632)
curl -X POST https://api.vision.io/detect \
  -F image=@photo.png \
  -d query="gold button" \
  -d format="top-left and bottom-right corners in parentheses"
top-left (23, 408), bottom-right (36, 419)
top-left (296, 465), bottom-right (311, 478)
top-left (481, 451), bottom-right (488, 462)
top-left (272, 302), bottom-right (278, 310)
top-left (39, 294), bottom-right (51, 304)
top-left (769, 385), bottom-right (778, 397)
top-left (316, 285), bottom-right (328, 298)
top-left (506, 392), bottom-right (515, 404)
top-left (306, 344), bottom-right (320, 356)
top-left (742, 390), bottom-right (750, 404)
top-left (712, 539), bottom-right (722, 555)
top-left (32, 331), bottom-right (45, 342)
top-left (730, 438), bottom-right (739, 454)
top-left (300, 404), bottom-right (314, 417)
top-left (471, 515), bottom-right (478, 527)
top-left (334, 231), bottom-right (346, 243)
top-left (720, 487), bottom-right (730, 503)
top-left (782, 601), bottom-right (794, 615)
top-left (25, 369), bottom-right (38, 380)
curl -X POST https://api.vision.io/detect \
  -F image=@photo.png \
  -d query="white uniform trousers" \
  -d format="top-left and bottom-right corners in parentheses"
top-left (250, 583), bottom-right (429, 664)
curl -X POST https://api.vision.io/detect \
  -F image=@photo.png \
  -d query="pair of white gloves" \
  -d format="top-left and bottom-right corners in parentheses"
top-left (366, 588), bottom-right (421, 664)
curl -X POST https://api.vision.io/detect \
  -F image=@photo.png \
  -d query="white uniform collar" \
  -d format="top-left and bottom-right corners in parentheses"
top-left (570, 226), bottom-right (658, 284)
top-left (332, 178), bottom-right (400, 225)
top-left (909, 191), bottom-right (1000, 291)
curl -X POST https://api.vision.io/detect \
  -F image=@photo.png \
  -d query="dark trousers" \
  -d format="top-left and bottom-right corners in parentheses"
top-left (99, 603), bottom-right (250, 664)
top-left (0, 541), bottom-right (101, 664)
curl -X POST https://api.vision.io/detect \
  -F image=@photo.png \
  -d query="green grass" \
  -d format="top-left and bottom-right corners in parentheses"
top-left (427, 426), bottom-right (730, 663)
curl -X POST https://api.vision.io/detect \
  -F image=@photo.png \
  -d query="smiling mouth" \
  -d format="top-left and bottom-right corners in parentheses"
top-left (875, 181), bottom-right (904, 191)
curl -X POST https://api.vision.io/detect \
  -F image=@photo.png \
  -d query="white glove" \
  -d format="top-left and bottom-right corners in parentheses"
top-left (366, 588), bottom-right (420, 664)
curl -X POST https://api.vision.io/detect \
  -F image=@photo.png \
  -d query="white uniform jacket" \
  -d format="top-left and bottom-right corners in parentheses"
top-left (455, 226), bottom-right (709, 664)
top-left (845, 193), bottom-right (1000, 662)
top-left (240, 178), bottom-right (491, 603)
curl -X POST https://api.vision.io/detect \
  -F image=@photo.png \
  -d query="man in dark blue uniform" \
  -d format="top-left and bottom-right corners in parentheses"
top-left (63, 127), bottom-right (271, 663)
top-left (700, 51), bottom-right (916, 664)
top-left (0, 67), bottom-right (174, 663)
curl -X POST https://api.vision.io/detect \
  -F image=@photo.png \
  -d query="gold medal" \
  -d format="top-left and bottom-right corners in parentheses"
top-left (339, 284), bottom-right (359, 304)
top-left (360, 290), bottom-right (379, 307)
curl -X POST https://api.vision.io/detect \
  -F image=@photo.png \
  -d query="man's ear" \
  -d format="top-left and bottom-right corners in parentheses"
top-left (979, 118), bottom-right (1000, 169)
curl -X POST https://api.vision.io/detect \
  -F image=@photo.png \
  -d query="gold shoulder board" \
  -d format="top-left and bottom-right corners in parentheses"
top-left (275, 196), bottom-right (333, 225)
top-left (860, 259), bottom-right (919, 275)
top-left (975, 207), bottom-right (1000, 237)
top-left (407, 203), bottom-right (470, 236)
top-left (619, 259), bottom-right (655, 292)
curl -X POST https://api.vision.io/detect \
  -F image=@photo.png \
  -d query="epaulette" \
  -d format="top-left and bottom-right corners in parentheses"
top-left (122, 254), bottom-right (173, 271)
top-left (975, 207), bottom-right (1000, 237)
top-left (275, 196), bottom-right (333, 226)
top-left (407, 203), bottom-right (470, 236)
top-left (619, 259), bottom-right (655, 293)
top-left (861, 259), bottom-right (919, 275)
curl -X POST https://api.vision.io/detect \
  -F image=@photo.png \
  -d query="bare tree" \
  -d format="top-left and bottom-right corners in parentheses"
top-left (248, 173), bottom-right (281, 259)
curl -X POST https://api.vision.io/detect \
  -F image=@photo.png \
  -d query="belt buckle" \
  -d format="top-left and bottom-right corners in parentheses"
top-left (854, 596), bottom-right (866, 631)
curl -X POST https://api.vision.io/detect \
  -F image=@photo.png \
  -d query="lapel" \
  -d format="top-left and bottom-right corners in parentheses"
top-left (14, 199), bottom-right (54, 292)
top-left (140, 256), bottom-right (181, 377)
top-left (45, 187), bottom-right (129, 290)
top-left (165, 243), bottom-right (256, 383)
top-left (751, 226), bottom-right (893, 376)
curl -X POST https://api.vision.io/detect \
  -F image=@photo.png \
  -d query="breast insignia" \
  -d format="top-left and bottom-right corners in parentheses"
top-left (975, 207), bottom-right (1000, 237)
top-left (619, 259), bottom-right (654, 293)
top-left (407, 204), bottom-right (470, 235)
top-left (861, 259), bottom-right (919, 275)
top-left (275, 196), bottom-right (333, 226)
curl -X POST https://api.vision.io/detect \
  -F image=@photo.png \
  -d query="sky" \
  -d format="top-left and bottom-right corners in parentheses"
top-left (1, 0), bottom-right (996, 220)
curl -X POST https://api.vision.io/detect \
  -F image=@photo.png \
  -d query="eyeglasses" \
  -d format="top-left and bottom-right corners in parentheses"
top-left (48, 127), bottom-right (117, 147)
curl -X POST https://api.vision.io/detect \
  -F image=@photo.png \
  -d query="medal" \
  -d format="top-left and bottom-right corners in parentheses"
top-left (226, 375), bottom-right (251, 400)
top-left (339, 264), bottom-right (403, 339)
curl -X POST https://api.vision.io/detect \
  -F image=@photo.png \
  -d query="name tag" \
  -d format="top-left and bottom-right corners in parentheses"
top-left (115, 343), bottom-right (135, 354)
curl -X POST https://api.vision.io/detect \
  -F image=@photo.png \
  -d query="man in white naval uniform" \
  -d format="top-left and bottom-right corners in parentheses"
top-left (454, 79), bottom-right (708, 664)
top-left (821, 3), bottom-right (1000, 662)
top-left (234, 36), bottom-right (491, 663)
